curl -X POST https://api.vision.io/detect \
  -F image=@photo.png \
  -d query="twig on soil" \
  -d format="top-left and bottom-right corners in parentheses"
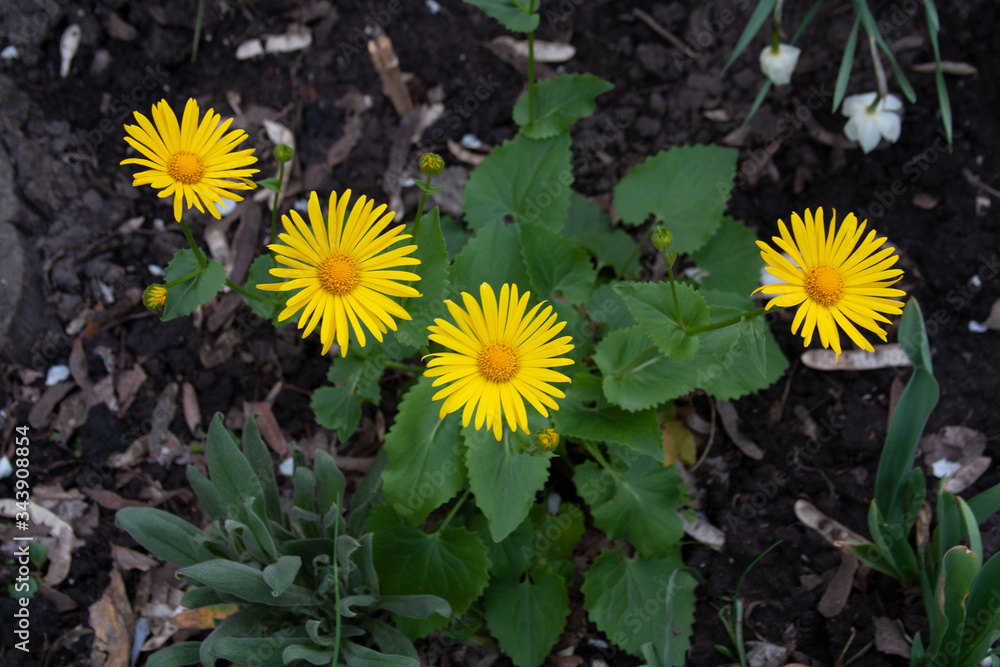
top-left (368, 32), bottom-right (414, 117)
top-left (631, 9), bottom-right (706, 70)
top-left (962, 167), bottom-right (1000, 198)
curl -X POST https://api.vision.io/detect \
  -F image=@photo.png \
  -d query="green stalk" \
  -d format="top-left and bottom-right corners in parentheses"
top-left (385, 360), bottom-right (425, 374)
top-left (178, 217), bottom-right (208, 268)
top-left (225, 278), bottom-right (270, 304)
top-left (435, 488), bottom-right (471, 534)
top-left (581, 440), bottom-right (614, 472)
top-left (411, 173), bottom-right (433, 238)
top-left (665, 259), bottom-right (686, 331)
top-left (867, 33), bottom-right (889, 111)
top-left (685, 308), bottom-right (769, 335)
top-left (191, 0), bottom-right (205, 62)
top-left (166, 270), bottom-right (202, 288)
top-left (331, 491), bottom-right (343, 667)
top-left (271, 160), bottom-right (286, 244)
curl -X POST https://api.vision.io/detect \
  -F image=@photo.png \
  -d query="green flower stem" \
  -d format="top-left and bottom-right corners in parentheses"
top-left (527, 18), bottom-right (537, 126)
top-left (867, 34), bottom-right (889, 109)
top-left (435, 487), bottom-right (471, 534)
top-left (411, 173), bottom-right (433, 237)
top-left (178, 217), bottom-right (208, 268)
top-left (385, 360), bottom-right (424, 374)
top-left (271, 160), bottom-right (286, 244)
top-left (192, 0), bottom-right (205, 61)
top-left (665, 257), bottom-right (685, 331)
top-left (224, 278), bottom-right (271, 304)
top-left (581, 440), bottom-right (614, 472)
top-left (771, 0), bottom-right (783, 51)
top-left (685, 307), bottom-right (769, 335)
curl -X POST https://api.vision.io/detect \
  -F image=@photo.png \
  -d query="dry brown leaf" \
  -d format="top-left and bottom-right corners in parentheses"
top-left (874, 617), bottom-right (910, 658)
top-left (680, 513), bottom-right (725, 549)
top-left (817, 552), bottom-right (857, 617)
top-left (265, 25), bottom-right (312, 54)
top-left (327, 113), bottom-right (364, 167)
top-left (943, 457), bottom-right (992, 494)
top-left (149, 383), bottom-right (178, 452)
top-left (173, 604), bottom-right (240, 630)
top-left (246, 402), bottom-right (288, 456)
top-left (716, 400), bottom-right (764, 460)
top-left (0, 499), bottom-right (75, 585)
top-left (89, 489), bottom-right (146, 511)
top-left (114, 364), bottom-right (147, 414)
top-left (112, 545), bottom-right (160, 572)
top-left (447, 138), bottom-right (488, 166)
top-left (912, 192), bottom-right (940, 210)
top-left (69, 337), bottom-right (91, 390)
top-left (182, 382), bottom-right (202, 438)
top-left (89, 569), bottom-right (134, 667)
top-left (51, 390), bottom-right (88, 444)
top-left (922, 425), bottom-right (987, 469)
top-left (801, 343), bottom-right (911, 371)
top-left (794, 499), bottom-right (868, 546)
top-left (28, 380), bottom-right (76, 429)
top-left (200, 329), bottom-right (242, 369)
top-left (911, 61), bottom-right (978, 76)
top-left (41, 584), bottom-right (79, 611)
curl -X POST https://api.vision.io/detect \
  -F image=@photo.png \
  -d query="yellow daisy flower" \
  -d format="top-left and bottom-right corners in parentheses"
top-left (425, 283), bottom-right (574, 441)
top-left (121, 98), bottom-right (259, 222)
top-left (754, 207), bottom-right (906, 358)
top-left (257, 190), bottom-right (420, 356)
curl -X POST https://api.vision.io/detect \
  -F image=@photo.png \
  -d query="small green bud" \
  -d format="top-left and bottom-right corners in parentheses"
top-left (419, 152), bottom-right (445, 177)
top-left (652, 227), bottom-right (673, 252)
top-left (143, 284), bottom-right (167, 310)
top-left (533, 428), bottom-right (559, 452)
top-left (273, 144), bottom-right (293, 163)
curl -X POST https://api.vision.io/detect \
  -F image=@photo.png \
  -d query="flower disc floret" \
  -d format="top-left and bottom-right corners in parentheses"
top-left (425, 283), bottom-right (574, 441)
top-left (121, 98), bottom-right (259, 221)
top-left (754, 207), bottom-right (906, 360)
top-left (257, 190), bottom-right (421, 356)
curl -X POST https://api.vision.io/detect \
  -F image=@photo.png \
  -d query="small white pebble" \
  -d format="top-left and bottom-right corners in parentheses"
top-left (215, 198), bottom-right (237, 217)
top-left (426, 0), bottom-right (441, 13)
top-left (0, 456), bottom-right (12, 479)
top-left (279, 457), bottom-right (295, 477)
top-left (970, 275), bottom-right (982, 288)
top-left (46, 365), bottom-right (71, 386)
top-left (587, 638), bottom-right (610, 650)
top-left (293, 198), bottom-right (309, 213)
top-left (547, 491), bottom-right (561, 515)
top-left (461, 133), bottom-right (482, 149)
top-left (99, 281), bottom-right (115, 304)
top-left (1, 45), bottom-right (18, 60)
top-left (459, 53), bottom-right (467, 61)
top-left (363, 94), bottom-right (372, 107)
top-left (148, 264), bottom-right (166, 277)
top-left (153, 218), bottom-right (165, 231)
top-left (400, 177), bottom-right (416, 187)
top-left (969, 320), bottom-right (990, 333)
top-left (932, 458), bottom-right (962, 478)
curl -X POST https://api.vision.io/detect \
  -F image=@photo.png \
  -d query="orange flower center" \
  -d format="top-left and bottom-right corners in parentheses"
top-left (477, 343), bottom-right (519, 384)
top-left (804, 264), bottom-right (845, 306)
top-left (167, 150), bottom-right (205, 185)
top-left (317, 252), bottom-right (361, 295)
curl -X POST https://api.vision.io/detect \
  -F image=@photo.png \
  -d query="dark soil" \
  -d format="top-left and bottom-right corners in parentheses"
top-left (1, 0), bottom-right (999, 666)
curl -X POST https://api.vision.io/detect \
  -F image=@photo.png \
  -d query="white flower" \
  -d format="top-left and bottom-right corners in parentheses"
top-left (842, 92), bottom-right (903, 153)
top-left (759, 43), bottom-right (801, 86)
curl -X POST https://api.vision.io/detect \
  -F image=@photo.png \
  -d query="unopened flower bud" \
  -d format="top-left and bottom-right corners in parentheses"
top-left (419, 152), bottom-right (444, 177)
top-left (652, 227), bottom-right (673, 252)
top-left (758, 43), bottom-right (801, 86)
top-left (143, 284), bottom-right (167, 310)
top-left (533, 428), bottom-right (559, 452)
top-left (273, 144), bottom-right (293, 163)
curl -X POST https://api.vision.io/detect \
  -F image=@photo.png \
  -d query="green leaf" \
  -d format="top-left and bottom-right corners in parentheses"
top-left (394, 207), bottom-right (450, 350)
top-left (449, 218), bottom-right (532, 294)
top-left (689, 216), bottom-right (763, 295)
top-left (262, 555), bottom-right (301, 597)
top-left (242, 415), bottom-right (282, 524)
top-left (483, 566), bottom-right (570, 667)
top-left (588, 284), bottom-right (636, 332)
top-left (513, 74), bottom-right (614, 139)
top-left (614, 145), bottom-right (738, 254)
top-left (960, 550), bottom-right (1000, 663)
top-left (211, 636), bottom-right (310, 667)
top-left (440, 214), bottom-right (473, 260)
top-left (246, 254), bottom-right (284, 320)
top-left (932, 547), bottom-right (979, 657)
top-left (574, 456), bottom-right (685, 558)
top-left (519, 221), bottom-right (596, 306)
top-left (314, 449), bottom-right (346, 516)
top-left (115, 508), bottom-right (213, 567)
top-left (739, 315), bottom-right (768, 378)
top-left (923, 0), bottom-right (952, 146)
top-left (462, 0), bottom-right (539, 32)
top-left (528, 502), bottom-right (585, 566)
top-left (967, 480), bottom-right (1000, 525)
top-left (874, 299), bottom-right (939, 523)
top-left (616, 282), bottom-right (710, 362)
top-left (256, 177), bottom-right (282, 192)
top-left (371, 509), bottom-right (490, 638)
top-left (594, 328), bottom-right (686, 412)
top-left (162, 250), bottom-right (226, 321)
top-left (282, 644), bottom-right (336, 665)
top-left (362, 619), bottom-right (419, 660)
top-left (343, 641), bottom-right (420, 667)
top-left (722, 0), bottom-right (777, 70)
top-left (205, 413), bottom-right (265, 523)
top-left (311, 355), bottom-right (384, 441)
top-left (462, 133), bottom-right (573, 232)
top-left (186, 465), bottom-right (228, 521)
top-left (377, 594), bottom-right (452, 619)
top-left (565, 192), bottom-right (639, 276)
top-left (582, 550), bottom-right (697, 662)
top-left (177, 559), bottom-right (317, 606)
top-left (464, 426), bottom-right (552, 542)
top-left (383, 377), bottom-right (466, 526)
top-left (146, 642), bottom-right (202, 667)
top-left (199, 606), bottom-right (267, 667)
top-left (832, 18), bottom-right (861, 113)
top-left (853, 0), bottom-right (916, 102)
top-left (551, 374), bottom-right (663, 461)
top-left (470, 513), bottom-right (535, 580)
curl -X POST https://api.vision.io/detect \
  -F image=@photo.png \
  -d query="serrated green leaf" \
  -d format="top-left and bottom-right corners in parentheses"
top-left (483, 565), bottom-right (570, 667)
top-left (588, 284), bottom-right (636, 332)
top-left (513, 74), bottom-right (614, 139)
top-left (565, 192), bottom-right (639, 276)
top-left (115, 508), bottom-right (213, 567)
top-left (582, 550), bottom-right (697, 663)
top-left (383, 377), bottom-right (466, 526)
top-left (205, 413), bottom-right (265, 523)
top-left (449, 219), bottom-right (532, 294)
top-left (574, 456), bottom-right (685, 558)
top-left (463, 133), bottom-right (573, 232)
top-left (551, 374), bottom-right (663, 461)
top-left (528, 502), bottom-right (585, 567)
top-left (470, 513), bottom-right (535, 580)
top-left (464, 425), bottom-right (552, 542)
top-left (177, 559), bottom-right (318, 606)
top-left (616, 282), bottom-right (709, 362)
top-left (594, 327), bottom-right (686, 412)
top-left (689, 216), bottom-right (764, 295)
top-left (162, 250), bottom-right (226, 321)
top-left (312, 355), bottom-right (384, 441)
top-left (519, 221), bottom-right (596, 306)
top-left (614, 145), bottom-right (738, 254)
top-left (246, 254), bottom-right (286, 321)
top-left (462, 0), bottom-right (539, 32)
top-left (371, 512), bottom-right (490, 638)
top-left (394, 208), bottom-right (450, 349)
top-left (146, 642), bottom-right (202, 667)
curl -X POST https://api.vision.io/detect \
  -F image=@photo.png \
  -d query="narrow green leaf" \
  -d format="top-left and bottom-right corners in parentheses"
top-left (205, 413), bottom-right (265, 523)
top-left (115, 508), bottom-right (213, 567)
top-left (853, 0), bottom-right (915, 101)
top-left (162, 250), bottom-right (226, 321)
top-left (513, 74), bottom-right (614, 139)
top-left (791, 0), bottom-right (824, 43)
top-left (464, 425), bottom-right (552, 543)
top-left (343, 641), bottom-right (420, 667)
top-left (199, 606), bottom-right (267, 667)
top-left (462, 0), bottom-right (539, 32)
top-left (376, 594), bottom-right (453, 619)
top-left (958, 497), bottom-right (983, 564)
top-left (382, 377), bottom-right (466, 526)
top-left (178, 560), bottom-right (318, 606)
top-left (932, 547), bottom-right (979, 657)
top-left (613, 145), bottom-right (738, 254)
top-left (519, 221), bottom-right (597, 306)
top-left (967, 480), bottom-right (1000, 525)
top-left (723, 0), bottom-right (777, 71)
top-left (615, 282), bottom-right (710, 362)
top-left (483, 565), bottom-right (570, 667)
top-left (462, 133), bottom-right (573, 232)
top-left (242, 415), bottom-right (282, 524)
top-left (395, 208), bottom-right (450, 349)
top-left (960, 550), bottom-right (1000, 663)
top-left (449, 218), bottom-right (532, 294)
top-left (833, 18), bottom-right (860, 113)
top-left (146, 642), bottom-right (202, 667)
top-left (256, 177), bottom-right (282, 192)
top-left (923, 0), bottom-right (952, 147)
top-left (186, 465), bottom-right (229, 521)
top-left (262, 555), bottom-right (301, 597)
top-left (314, 449), bottom-right (346, 516)
top-left (741, 79), bottom-right (773, 127)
